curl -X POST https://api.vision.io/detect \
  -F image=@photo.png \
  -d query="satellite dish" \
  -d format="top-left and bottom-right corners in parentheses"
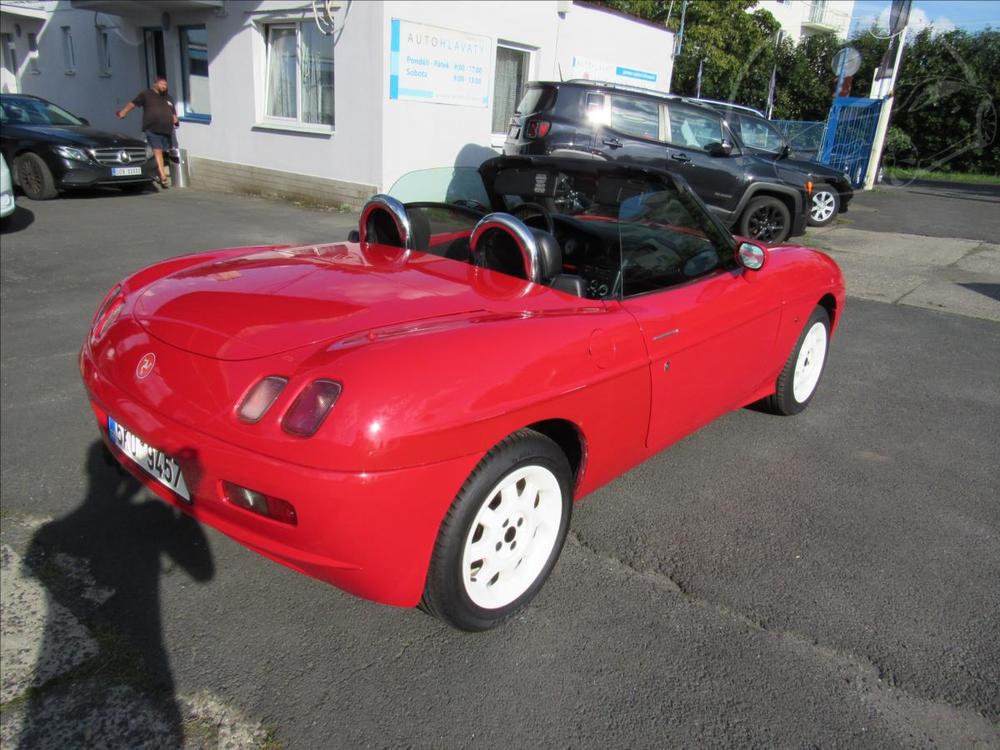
top-left (831, 47), bottom-right (862, 77)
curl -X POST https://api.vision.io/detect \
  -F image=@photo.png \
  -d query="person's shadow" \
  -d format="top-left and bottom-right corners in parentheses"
top-left (18, 441), bottom-right (214, 748)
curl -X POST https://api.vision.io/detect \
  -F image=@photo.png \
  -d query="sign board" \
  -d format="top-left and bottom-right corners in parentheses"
top-left (389, 19), bottom-right (491, 107)
top-left (570, 54), bottom-right (659, 88)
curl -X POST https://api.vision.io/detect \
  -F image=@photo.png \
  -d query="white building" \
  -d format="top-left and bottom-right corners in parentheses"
top-left (755, 0), bottom-right (855, 42)
top-left (1, 0), bottom-right (674, 207)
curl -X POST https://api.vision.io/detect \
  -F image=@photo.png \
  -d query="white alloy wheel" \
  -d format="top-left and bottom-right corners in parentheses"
top-left (461, 464), bottom-right (563, 609)
top-left (792, 321), bottom-right (828, 403)
top-left (810, 190), bottom-right (837, 225)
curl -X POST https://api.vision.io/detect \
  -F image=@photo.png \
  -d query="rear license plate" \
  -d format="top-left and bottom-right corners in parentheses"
top-left (111, 166), bottom-right (143, 177)
top-left (108, 416), bottom-right (190, 501)
top-left (508, 126), bottom-right (520, 139)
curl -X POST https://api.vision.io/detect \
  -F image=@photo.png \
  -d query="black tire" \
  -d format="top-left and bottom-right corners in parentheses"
top-left (807, 186), bottom-right (840, 227)
top-left (763, 306), bottom-right (831, 416)
top-left (739, 195), bottom-right (791, 244)
top-left (421, 429), bottom-right (573, 631)
top-left (15, 153), bottom-right (58, 200)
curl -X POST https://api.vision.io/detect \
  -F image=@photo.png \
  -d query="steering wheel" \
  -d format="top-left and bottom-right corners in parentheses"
top-left (510, 202), bottom-right (555, 235)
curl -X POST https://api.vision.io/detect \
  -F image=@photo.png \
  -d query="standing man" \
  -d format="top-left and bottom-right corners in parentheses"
top-left (117, 77), bottom-right (178, 189)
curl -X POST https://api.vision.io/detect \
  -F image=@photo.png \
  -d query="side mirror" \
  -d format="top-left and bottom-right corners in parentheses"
top-left (737, 240), bottom-right (767, 271)
top-left (779, 143), bottom-right (791, 159)
top-left (706, 140), bottom-right (733, 157)
top-left (347, 229), bottom-right (360, 242)
top-left (78, 117), bottom-right (90, 126)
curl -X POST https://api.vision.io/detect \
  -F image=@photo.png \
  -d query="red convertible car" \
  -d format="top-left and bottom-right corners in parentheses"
top-left (81, 156), bottom-right (844, 630)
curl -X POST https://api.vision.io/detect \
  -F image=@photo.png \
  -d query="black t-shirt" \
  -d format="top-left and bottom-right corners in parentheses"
top-left (131, 89), bottom-right (176, 135)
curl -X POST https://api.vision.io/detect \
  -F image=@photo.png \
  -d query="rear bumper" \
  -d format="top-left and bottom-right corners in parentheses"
top-left (80, 347), bottom-right (480, 608)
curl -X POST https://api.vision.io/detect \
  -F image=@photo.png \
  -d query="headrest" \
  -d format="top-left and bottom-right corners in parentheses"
top-left (529, 228), bottom-right (562, 283)
top-left (359, 194), bottom-right (412, 249)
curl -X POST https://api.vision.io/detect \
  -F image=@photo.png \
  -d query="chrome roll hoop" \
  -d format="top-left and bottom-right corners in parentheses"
top-left (469, 213), bottom-right (541, 283)
top-left (359, 194), bottom-right (413, 250)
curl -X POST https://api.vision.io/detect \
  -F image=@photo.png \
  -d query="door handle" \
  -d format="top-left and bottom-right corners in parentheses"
top-left (602, 137), bottom-right (623, 148)
top-left (670, 153), bottom-right (691, 163)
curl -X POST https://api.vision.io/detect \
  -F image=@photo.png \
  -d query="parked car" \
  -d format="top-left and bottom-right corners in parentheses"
top-left (0, 94), bottom-right (157, 200)
top-left (0, 154), bottom-right (14, 222)
top-left (82, 155), bottom-right (844, 631)
top-left (504, 80), bottom-right (816, 243)
top-left (697, 101), bottom-right (853, 227)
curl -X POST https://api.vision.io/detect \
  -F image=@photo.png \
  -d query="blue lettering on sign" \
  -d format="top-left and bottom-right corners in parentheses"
top-left (616, 66), bottom-right (657, 82)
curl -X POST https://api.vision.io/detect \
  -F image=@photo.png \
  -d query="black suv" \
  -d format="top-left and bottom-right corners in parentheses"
top-left (695, 99), bottom-right (852, 228)
top-left (505, 81), bottom-right (818, 243)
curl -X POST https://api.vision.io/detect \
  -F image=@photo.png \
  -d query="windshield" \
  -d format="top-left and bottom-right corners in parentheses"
top-left (389, 167), bottom-right (490, 210)
top-left (734, 113), bottom-right (786, 154)
top-left (382, 160), bottom-right (733, 299)
top-left (0, 97), bottom-right (85, 126)
top-left (618, 188), bottom-right (731, 297)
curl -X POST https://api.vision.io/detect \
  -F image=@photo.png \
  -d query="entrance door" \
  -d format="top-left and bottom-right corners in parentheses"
top-left (144, 29), bottom-right (166, 87)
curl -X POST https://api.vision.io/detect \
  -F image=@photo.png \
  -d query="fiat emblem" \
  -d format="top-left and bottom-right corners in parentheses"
top-left (118, 150), bottom-right (131, 164)
top-left (136, 353), bottom-right (156, 379)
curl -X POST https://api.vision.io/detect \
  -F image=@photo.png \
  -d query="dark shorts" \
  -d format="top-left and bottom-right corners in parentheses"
top-left (145, 131), bottom-right (172, 151)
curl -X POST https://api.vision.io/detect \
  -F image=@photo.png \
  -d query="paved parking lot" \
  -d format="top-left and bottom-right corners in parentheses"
top-left (2, 186), bottom-right (998, 749)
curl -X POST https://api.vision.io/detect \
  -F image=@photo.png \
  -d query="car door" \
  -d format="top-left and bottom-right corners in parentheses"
top-left (662, 103), bottom-right (744, 219)
top-left (592, 93), bottom-right (669, 168)
top-left (615, 189), bottom-right (781, 451)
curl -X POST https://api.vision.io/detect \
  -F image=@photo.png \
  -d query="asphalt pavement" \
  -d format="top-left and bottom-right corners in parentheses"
top-left (1, 185), bottom-right (998, 749)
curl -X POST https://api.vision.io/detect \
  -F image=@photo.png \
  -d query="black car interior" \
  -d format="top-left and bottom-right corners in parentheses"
top-left (359, 157), bottom-right (735, 300)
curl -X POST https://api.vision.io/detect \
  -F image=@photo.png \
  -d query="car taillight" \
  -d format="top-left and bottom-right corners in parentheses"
top-left (91, 286), bottom-right (124, 341)
top-left (222, 481), bottom-right (298, 525)
top-left (237, 376), bottom-right (288, 423)
top-left (282, 379), bottom-right (342, 437)
top-left (525, 120), bottom-right (551, 139)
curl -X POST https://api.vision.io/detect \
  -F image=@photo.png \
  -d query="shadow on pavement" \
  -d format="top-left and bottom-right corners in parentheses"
top-left (959, 282), bottom-right (1000, 302)
top-left (0, 205), bottom-right (35, 233)
top-left (17, 441), bottom-right (214, 749)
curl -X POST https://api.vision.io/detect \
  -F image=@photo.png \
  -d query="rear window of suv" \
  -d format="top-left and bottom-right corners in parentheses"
top-left (515, 86), bottom-right (556, 116)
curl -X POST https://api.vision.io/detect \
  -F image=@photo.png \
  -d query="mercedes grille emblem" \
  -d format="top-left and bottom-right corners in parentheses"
top-left (118, 150), bottom-right (131, 164)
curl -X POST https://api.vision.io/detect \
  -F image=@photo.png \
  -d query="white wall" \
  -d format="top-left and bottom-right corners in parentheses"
top-left (1, 1), bottom-right (146, 134)
top-left (378, 0), bottom-right (674, 189)
top-left (166, 0), bottom-right (384, 190)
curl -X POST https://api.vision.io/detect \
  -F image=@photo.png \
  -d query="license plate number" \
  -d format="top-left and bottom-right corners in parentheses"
top-left (108, 417), bottom-right (190, 501)
top-left (508, 125), bottom-right (520, 139)
top-left (112, 166), bottom-right (143, 177)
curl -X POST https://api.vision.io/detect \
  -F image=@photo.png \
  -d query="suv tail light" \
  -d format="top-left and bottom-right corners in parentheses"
top-left (525, 120), bottom-right (551, 139)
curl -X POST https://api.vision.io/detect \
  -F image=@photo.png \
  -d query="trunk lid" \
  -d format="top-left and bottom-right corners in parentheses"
top-left (133, 243), bottom-right (484, 360)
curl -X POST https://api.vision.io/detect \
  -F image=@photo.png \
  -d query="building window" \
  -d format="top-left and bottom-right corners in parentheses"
top-left (96, 26), bottom-right (111, 76)
top-left (26, 33), bottom-right (39, 74)
top-left (264, 22), bottom-right (334, 127)
top-left (1, 34), bottom-right (18, 79)
top-left (61, 26), bottom-right (76, 73)
top-left (492, 44), bottom-right (530, 134)
top-left (179, 26), bottom-right (210, 119)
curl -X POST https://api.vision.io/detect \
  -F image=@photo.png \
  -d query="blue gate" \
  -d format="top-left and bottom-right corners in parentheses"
top-left (818, 97), bottom-right (884, 188)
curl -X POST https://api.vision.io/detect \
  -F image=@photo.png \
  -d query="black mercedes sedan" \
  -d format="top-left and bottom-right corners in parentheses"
top-left (0, 94), bottom-right (157, 200)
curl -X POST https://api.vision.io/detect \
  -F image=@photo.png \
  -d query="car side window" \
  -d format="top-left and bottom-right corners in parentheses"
top-left (610, 95), bottom-right (661, 141)
top-left (666, 106), bottom-right (723, 151)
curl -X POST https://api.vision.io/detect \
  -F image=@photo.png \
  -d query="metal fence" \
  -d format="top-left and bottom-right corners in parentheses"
top-left (818, 97), bottom-right (885, 188)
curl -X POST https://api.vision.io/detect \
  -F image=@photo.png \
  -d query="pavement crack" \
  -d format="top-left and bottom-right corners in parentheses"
top-left (567, 530), bottom-right (683, 594)
top-left (566, 530), bottom-right (1000, 746)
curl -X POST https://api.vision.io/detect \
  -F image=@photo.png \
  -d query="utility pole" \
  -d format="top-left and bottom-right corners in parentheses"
top-left (864, 0), bottom-right (911, 189)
